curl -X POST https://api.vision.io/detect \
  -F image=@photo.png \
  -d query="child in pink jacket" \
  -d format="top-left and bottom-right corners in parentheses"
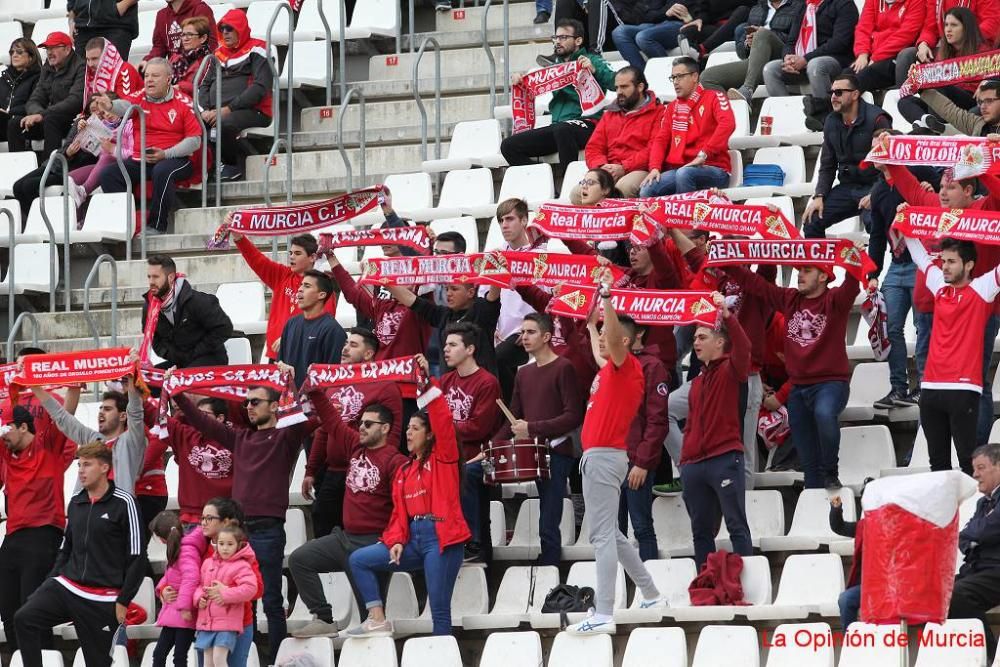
top-left (194, 525), bottom-right (259, 667)
top-left (150, 511), bottom-right (206, 667)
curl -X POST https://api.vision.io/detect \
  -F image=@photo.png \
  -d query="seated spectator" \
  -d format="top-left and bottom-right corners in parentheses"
top-left (677, 0), bottom-right (758, 60)
top-left (639, 57), bottom-right (735, 197)
top-left (0, 39), bottom-right (41, 130)
top-left (576, 167), bottom-right (623, 206)
top-left (197, 10), bottom-right (274, 182)
top-left (802, 73), bottom-right (891, 237)
top-left (100, 58), bottom-right (201, 234)
top-left (850, 0), bottom-right (925, 92)
top-left (6, 32), bottom-right (84, 155)
top-left (571, 66), bottom-right (662, 202)
top-left (141, 0), bottom-right (217, 75)
top-left (922, 78), bottom-right (1000, 136)
top-left (68, 0), bottom-right (138, 59)
top-left (66, 92), bottom-right (132, 214)
top-left (82, 37), bottom-right (141, 105)
top-left (609, 0), bottom-right (677, 70)
top-left (699, 0), bottom-right (803, 103)
top-left (761, 0), bottom-right (858, 101)
top-left (169, 17), bottom-right (214, 96)
top-left (500, 19), bottom-right (616, 170)
top-left (898, 8), bottom-right (988, 134)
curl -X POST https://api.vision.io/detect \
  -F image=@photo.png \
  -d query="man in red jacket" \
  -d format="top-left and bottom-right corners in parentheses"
top-left (139, 0), bottom-right (217, 73)
top-left (681, 292), bottom-right (753, 568)
top-left (639, 56), bottom-right (736, 197)
top-left (571, 66), bottom-right (662, 202)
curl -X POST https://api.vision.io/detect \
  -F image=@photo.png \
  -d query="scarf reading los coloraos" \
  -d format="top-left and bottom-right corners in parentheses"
top-left (705, 239), bottom-right (876, 281)
top-left (547, 284), bottom-right (719, 326)
top-left (862, 134), bottom-right (1000, 179)
top-left (898, 50), bottom-right (1000, 97)
top-left (512, 61), bottom-right (604, 133)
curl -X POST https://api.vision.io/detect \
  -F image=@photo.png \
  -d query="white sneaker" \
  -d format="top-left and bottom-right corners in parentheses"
top-left (345, 617), bottom-right (393, 638)
top-left (69, 180), bottom-right (87, 209)
top-left (638, 596), bottom-right (669, 610)
top-left (565, 611), bottom-right (616, 635)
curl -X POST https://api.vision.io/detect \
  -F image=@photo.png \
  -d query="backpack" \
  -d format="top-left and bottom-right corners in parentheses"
top-left (741, 164), bottom-right (785, 187)
top-left (542, 584), bottom-right (596, 629)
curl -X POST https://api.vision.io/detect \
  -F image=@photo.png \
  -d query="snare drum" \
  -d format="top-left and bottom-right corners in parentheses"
top-left (482, 438), bottom-right (550, 485)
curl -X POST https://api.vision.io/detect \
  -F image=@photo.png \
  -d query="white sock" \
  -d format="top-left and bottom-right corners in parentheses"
top-left (590, 613), bottom-right (614, 624)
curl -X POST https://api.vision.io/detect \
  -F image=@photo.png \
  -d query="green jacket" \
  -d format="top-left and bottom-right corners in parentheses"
top-left (548, 49), bottom-right (617, 124)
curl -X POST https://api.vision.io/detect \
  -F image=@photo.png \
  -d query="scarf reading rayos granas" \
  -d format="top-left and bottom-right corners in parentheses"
top-left (898, 50), bottom-right (1000, 97)
top-left (511, 61), bottom-right (604, 133)
top-left (142, 275), bottom-right (186, 366)
top-left (893, 205), bottom-right (1000, 246)
top-left (862, 134), bottom-right (1000, 179)
top-left (298, 356), bottom-right (427, 393)
top-left (547, 283), bottom-right (719, 326)
top-left (631, 200), bottom-right (799, 246)
top-left (795, 0), bottom-right (821, 57)
top-left (705, 239), bottom-right (876, 281)
top-left (207, 187), bottom-right (383, 249)
top-left (530, 202), bottom-right (641, 241)
top-left (318, 226), bottom-right (431, 255)
top-left (10, 349), bottom-right (143, 407)
top-left (667, 85), bottom-right (703, 165)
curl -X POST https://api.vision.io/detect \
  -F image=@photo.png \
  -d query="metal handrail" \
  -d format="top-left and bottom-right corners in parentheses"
top-left (408, 0), bottom-right (415, 53)
top-left (1, 208), bottom-right (15, 332)
top-left (83, 255), bottom-right (118, 364)
top-left (38, 151), bottom-right (68, 313)
top-left (337, 87), bottom-right (366, 191)
top-left (481, 0), bottom-right (511, 109)
top-left (193, 55), bottom-right (223, 209)
top-left (266, 2), bottom-right (294, 206)
top-left (115, 104), bottom-right (148, 262)
top-left (6, 312), bottom-right (39, 363)
top-left (412, 37), bottom-right (442, 162)
top-left (263, 136), bottom-right (290, 260)
top-left (317, 0), bottom-right (334, 106)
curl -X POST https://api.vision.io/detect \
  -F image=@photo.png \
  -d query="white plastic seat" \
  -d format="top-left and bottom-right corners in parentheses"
top-left (483, 217), bottom-right (504, 251)
top-left (338, 637), bottom-right (398, 667)
top-left (164, 457), bottom-right (179, 510)
top-left (0, 243), bottom-right (58, 294)
top-left (728, 146), bottom-right (810, 200)
top-left (410, 168), bottom-right (494, 222)
top-left (479, 631), bottom-right (543, 667)
top-left (692, 625), bottom-right (760, 667)
top-left (283, 508), bottom-right (307, 564)
top-left (838, 425), bottom-right (896, 491)
top-left (889, 426), bottom-right (959, 474)
top-left (348, 0), bottom-right (400, 38)
top-left (274, 637), bottom-right (336, 667)
top-left (644, 57), bottom-right (678, 102)
top-left (217, 282), bottom-right (267, 335)
top-left (991, 418), bottom-right (1000, 443)
top-left (559, 160), bottom-right (589, 202)
top-left (705, 51), bottom-right (741, 70)
top-left (622, 627), bottom-right (688, 667)
top-left (463, 565), bottom-right (559, 629)
top-left (744, 195), bottom-right (795, 232)
top-left (129, 10), bottom-right (158, 62)
top-left (224, 337), bottom-right (253, 365)
top-left (62, 577), bottom-right (157, 639)
top-left (140, 642), bottom-right (198, 667)
top-left (383, 172), bottom-right (433, 218)
top-left (247, 1), bottom-right (290, 43)
top-left (838, 623), bottom-right (903, 666)
top-left (765, 622), bottom-right (836, 667)
top-left (716, 490), bottom-right (784, 549)
top-left (494, 497), bottom-right (574, 560)
top-left (728, 149), bottom-right (744, 189)
top-left (548, 632), bottom-right (614, 667)
top-left (9, 650), bottom-right (64, 667)
top-left (401, 635), bottom-right (462, 666)
top-left (81, 192), bottom-right (136, 241)
top-left (840, 362), bottom-right (889, 422)
top-left (760, 488), bottom-right (856, 552)
top-left (289, 450), bottom-right (308, 506)
top-left (616, 558), bottom-right (696, 624)
top-left (278, 40), bottom-right (334, 88)
top-left (489, 500), bottom-right (505, 547)
top-left (669, 555), bottom-right (773, 622)
top-left (761, 96), bottom-right (823, 147)
top-left (428, 217), bottom-right (479, 253)
top-left (0, 23), bottom-right (25, 65)
top-left (742, 553), bottom-right (844, 620)
top-left (74, 646), bottom-right (129, 667)
top-left (530, 562), bottom-right (625, 628)
top-left (914, 619), bottom-right (987, 666)
top-left (286, 572), bottom-right (359, 632)
top-left (653, 495), bottom-right (694, 557)
top-left (396, 565), bottom-right (489, 633)
top-left (385, 571), bottom-right (421, 623)
top-left (848, 308), bottom-right (915, 361)
top-left (727, 98), bottom-right (752, 148)
top-left (421, 119), bottom-right (506, 172)
top-left (209, 2), bottom-right (236, 22)
top-left (0, 144), bottom-right (36, 195)
top-left (27, 17), bottom-right (71, 44)
top-left (493, 163), bottom-right (555, 211)
top-left (258, 575), bottom-right (290, 633)
top-left (21, 196), bottom-right (86, 243)
top-left (881, 89), bottom-right (914, 133)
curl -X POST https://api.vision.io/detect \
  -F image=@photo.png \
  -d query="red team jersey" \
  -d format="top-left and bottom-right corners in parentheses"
top-left (581, 353), bottom-right (645, 451)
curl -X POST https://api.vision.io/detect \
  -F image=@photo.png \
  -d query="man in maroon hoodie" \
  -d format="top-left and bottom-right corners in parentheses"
top-left (140, 0), bottom-right (217, 73)
top-left (681, 292), bottom-right (753, 568)
top-left (304, 328), bottom-right (403, 538)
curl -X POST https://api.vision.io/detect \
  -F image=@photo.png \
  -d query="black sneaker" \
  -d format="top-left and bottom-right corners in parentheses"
top-left (533, 10), bottom-right (550, 23)
top-left (536, 53), bottom-right (556, 67)
top-left (900, 389), bottom-right (920, 405)
top-left (435, 0), bottom-right (450, 11)
top-left (219, 165), bottom-right (244, 181)
top-left (463, 542), bottom-right (482, 563)
top-left (825, 477), bottom-right (843, 491)
top-left (874, 389), bottom-right (907, 410)
top-left (923, 115), bottom-right (946, 134)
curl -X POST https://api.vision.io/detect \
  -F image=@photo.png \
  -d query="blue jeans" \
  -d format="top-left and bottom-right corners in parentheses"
top-left (611, 21), bottom-right (683, 70)
top-left (915, 310), bottom-right (933, 383)
top-left (619, 464), bottom-right (658, 561)
top-left (979, 315), bottom-right (1000, 445)
top-left (839, 585), bottom-right (861, 629)
top-left (882, 261), bottom-right (915, 392)
top-left (536, 0), bottom-right (551, 13)
top-left (349, 518), bottom-right (464, 635)
top-left (639, 165), bottom-right (730, 197)
top-left (787, 381), bottom-right (850, 488)
top-left (247, 522), bottom-right (286, 663)
top-left (536, 450), bottom-right (574, 565)
top-left (460, 461), bottom-right (484, 545)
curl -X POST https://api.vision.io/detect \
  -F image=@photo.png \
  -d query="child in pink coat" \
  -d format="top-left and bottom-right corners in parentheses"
top-left (150, 511), bottom-right (206, 667)
top-left (194, 525), bottom-right (258, 667)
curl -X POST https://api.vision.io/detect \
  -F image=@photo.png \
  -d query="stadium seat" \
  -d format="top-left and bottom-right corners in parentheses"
top-left (489, 500), bottom-right (505, 547)
top-left (622, 627), bottom-right (687, 667)
top-left (20, 196), bottom-right (88, 244)
top-left (761, 96), bottom-right (823, 147)
top-left (29, 17), bottom-right (73, 44)
top-left (395, 565), bottom-right (488, 631)
top-left (760, 488), bottom-right (856, 551)
top-left (691, 625), bottom-right (760, 667)
top-left (383, 172), bottom-right (434, 219)
top-left (411, 168), bottom-right (494, 222)
top-left (991, 419), bottom-right (1000, 443)
top-left (81, 192), bottom-right (136, 241)
top-left (742, 553), bottom-right (844, 620)
top-left (428, 217), bottom-right (480, 253)
top-left (716, 490), bottom-right (785, 549)
top-left (74, 646), bottom-right (129, 667)
top-left (616, 558), bottom-right (696, 624)
top-left (881, 89), bottom-right (914, 133)
top-left (400, 635), bottom-right (462, 667)
top-left (653, 494), bottom-right (694, 557)
top-left (217, 282), bottom-right (268, 335)
top-left (463, 565), bottom-right (559, 629)
top-left (558, 160), bottom-right (589, 202)
top-left (258, 575), bottom-right (290, 633)
top-left (385, 572), bottom-right (421, 623)
top-left (0, 243), bottom-right (58, 294)
top-left (548, 631), bottom-right (614, 667)
top-left (494, 497), bottom-right (574, 560)
top-left (140, 642), bottom-right (198, 667)
top-left (283, 508), bottom-right (307, 565)
top-left (840, 362), bottom-right (889, 422)
top-left (209, 2), bottom-right (235, 23)
top-left (421, 119), bottom-right (506, 172)
top-left (248, 1), bottom-right (291, 44)
top-left (0, 141), bottom-right (35, 196)
top-left (130, 10), bottom-right (158, 62)
top-left (670, 555), bottom-right (772, 622)
top-left (848, 309), bottom-right (915, 361)
top-left (530, 562), bottom-right (625, 628)
top-left (278, 40), bottom-right (334, 89)
top-left (838, 623), bottom-right (903, 666)
top-left (705, 51), bottom-right (741, 70)
top-left (335, 296), bottom-right (358, 328)
top-left (644, 58), bottom-right (678, 102)
top-left (164, 457), bottom-right (179, 510)
top-left (838, 425), bottom-right (896, 491)
top-left (495, 163), bottom-right (556, 210)
top-left (484, 217), bottom-right (504, 251)
top-left (289, 450), bottom-right (309, 506)
top-left (338, 636), bottom-right (398, 667)
top-left (729, 146), bottom-right (810, 199)
top-left (894, 426), bottom-right (959, 473)
top-left (765, 622), bottom-right (836, 667)
top-left (224, 337), bottom-right (253, 365)
top-left (10, 650), bottom-right (64, 667)
top-left (728, 99), bottom-right (753, 149)
top-left (743, 195), bottom-right (795, 232)
top-left (480, 631), bottom-right (543, 667)
top-left (914, 619), bottom-right (987, 666)
top-left (286, 571), bottom-right (359, 632)
top-left (274, 637), bottom-right (336, 667)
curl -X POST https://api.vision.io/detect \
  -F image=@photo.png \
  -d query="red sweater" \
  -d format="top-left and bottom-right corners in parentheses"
top-left (728, 266), bottom-right (859, 385)
top-left (585, 92), bottom-right (664, 173)
top-left (918, 0), bottom-right (1000, 51)
top-left (440, 367), bottom-right (501, 461)
top-left (236, 237), bottom-right (336, 359)
top-left (626, 347), bottom-right (669, 470)
top-left (159, 415), bottom-right (234, 525)
top-left (582, 353), bottom-right (645, 451)
top-left (146, 0), bottom-right (218, 60)
top-left (854, 0), bottom-right (926, 61)
top-left (682, 312), bottom-right (751, 465)
top-left (495, 355), bottom-right (584, 458)
top-left (648, 86), bottom-right (735, 173)
top-left (382, 384), bottom-right (472, 551)
top-left (307, 381), bottom-right (403, 476)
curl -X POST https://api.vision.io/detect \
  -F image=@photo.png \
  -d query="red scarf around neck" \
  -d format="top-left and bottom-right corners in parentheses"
top-left (667, 86), bottom-right (702, 165)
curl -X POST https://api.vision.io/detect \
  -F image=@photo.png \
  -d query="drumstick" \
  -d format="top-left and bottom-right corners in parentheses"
top-left (495, 399), bottom-right (518, 426)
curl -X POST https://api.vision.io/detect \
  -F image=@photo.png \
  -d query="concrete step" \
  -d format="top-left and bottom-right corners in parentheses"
top-left (214, 171), bottom-right (394, 202)
top-left (300, 94), bottom-right (495, 132)
top-left (292, 121), bottom-right (467, 151)
top-left (8, 334), bottom-right (146, 355)
top-left (434, 3), bottom-right (542, 32)
top-left (368, 41), bottom-right (547, 80)
top-left (26, 307), bottom-right (146, 341)
top-left (96, 253), bottom-right (269, 289)
top-left (245, 142), bottom-right (441, 181)
top-left (402, 23), bottom-right (551, 50)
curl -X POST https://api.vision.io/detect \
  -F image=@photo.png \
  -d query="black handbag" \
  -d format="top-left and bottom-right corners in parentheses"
top-left (541, 584), bottom-right (596, 629)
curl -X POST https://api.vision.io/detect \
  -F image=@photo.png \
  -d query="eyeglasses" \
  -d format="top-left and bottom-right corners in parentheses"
top-left (200, 515), bottom-right (221, 523)
top-left (578, 178), bottom-right (598, 187)
top-left (246, 398), bottom-right (272, 407)
top-left (669, 72), bottom-right (696, 83)
top-left (830, 88), bottom-right (857, 97)
top-left (8, 48), bottom-right (25, 56)
top-left (551, 34), bottom-right (576, 41)
top-left (432, 248), bottom-right (452, 255)
top-left (181, 32), bottom-right (202, 38)
top-left (219, 24), bottom-right (236, 33)
top-left (980, 97), bottom-right (1000, 106)
top-left (360, 420), bottom-right (387, 429)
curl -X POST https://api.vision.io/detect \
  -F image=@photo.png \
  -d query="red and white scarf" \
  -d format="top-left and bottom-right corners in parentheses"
top-left (530, 202), bottom-right (640, 241)
top-left (318, 226), bottom-right (431, 255)
top-left (83, 40), bottom-right (139, 111)
top-left (892, 205), bottom-right (1000, 246)
top-left (667, 86), bottom-right (702, 165)
top-left (631, 200), bottom-right (799, 246)
top-left (547, 284), bottom-right (719, 326)
top-left (480, 250), bottom-right (628, 288)
top-left (795, 0), bottom-right (822, 57)
top-left (511, 61), bottom-right (604, 133)
top-left (11, 349), bottom-right (141, 407)
top-left (705, 239), bottom-right (877, 281)
top-left (899, 50), bottom-right (1000, 97)
top-left (142, 275), bottom-right (186, 366)
top-left (298, 356), bottom-right (427, 393)
top-left (861, 291), bottom-right (891, 361)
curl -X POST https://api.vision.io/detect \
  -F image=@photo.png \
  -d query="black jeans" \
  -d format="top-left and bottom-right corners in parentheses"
top-left (137, 494), bottom-right (168, 547)
top-left (500, 118), bottom-right (596, 169)
top-left (15, 578), bottom-right (117, 667)
top-left (151, 626), bottom-right (195, 667)
top-left (11, 152), bottom-right (97, 224)
top-left (6, 109), bottom-right (77, 155)
top-left (74, 26), bottom-right (135, 60)
top-left (803, 182), bottom-right (873, 238)
top-left (687, 6), bottom-right (751, 54)
top-left (949, 568), bottom-right (1000, 663)
top-left (99, 156), bottom-right (193, 232)
top-left (852, 58), bottom-right (898, 93)
top-left (897, 85), bottom-right (977, 124)
top-left (0, 525), bottom-right (63, 652)
top-left (920, 388), bottom-right (979, 475)
top-left (311, 469), bottom-right (346, 539)
top-left (215, 108), bottom-right (270, 170)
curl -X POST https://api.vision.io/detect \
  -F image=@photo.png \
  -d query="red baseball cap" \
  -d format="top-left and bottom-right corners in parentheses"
top-left (39, 32), bottom-right (73, 48)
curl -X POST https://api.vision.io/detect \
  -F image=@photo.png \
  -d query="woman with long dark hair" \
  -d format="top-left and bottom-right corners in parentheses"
top-left (0, 38), bottom-right (40, 125)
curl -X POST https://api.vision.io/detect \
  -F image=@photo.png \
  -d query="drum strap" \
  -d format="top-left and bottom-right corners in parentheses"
top-left (527, 566), bottom-right (537, 614)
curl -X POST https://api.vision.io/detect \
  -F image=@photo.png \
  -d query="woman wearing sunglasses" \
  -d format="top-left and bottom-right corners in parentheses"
top-left (0, 39), bottom-right (41, 127)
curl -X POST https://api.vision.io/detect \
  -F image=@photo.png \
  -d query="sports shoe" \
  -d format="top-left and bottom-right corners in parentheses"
top-left (677, 35), bottom-right (699, 59)
top-left (463, 541), bottom-right (482, 563)
top-left (897, 389), bottom-right (920, 406)
top-left (533, 10), bottom-right (550, 23)
top-left (874, 389), bottom-right (907, 410)
top-left (69, 180), bottom-right (87, 210)
top-left (638, 596), bottom-right (669, 610)
top-left (292, 617), bottom-right (339, 638)
top-left (825, 477), bottom-right (843, 491)
top-left (727, 87), bottom-right (750, 102)
top-left (566, 611), bottom-right (616, 635)
top-left (653, 480), bottom-right (683, 496)
top-left (536, 53), bottom-right (556, 67)
top-left (435, 0), bottom-right (451, 11)
top-left (921, 114), bottom-right (946, 134)
top-left (345, 618), bottom-right (393, 638)
top-left (219, 164), bottom-right (244, 181)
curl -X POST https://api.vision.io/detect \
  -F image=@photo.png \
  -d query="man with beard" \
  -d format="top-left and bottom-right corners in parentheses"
top-left (141, 254), bottom-right (233, 368)
top-left (572, 66), bottom-right (663, 202)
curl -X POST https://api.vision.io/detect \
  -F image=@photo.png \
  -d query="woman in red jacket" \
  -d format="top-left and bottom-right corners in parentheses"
top-left (346, 362), bottom-right (470, 637)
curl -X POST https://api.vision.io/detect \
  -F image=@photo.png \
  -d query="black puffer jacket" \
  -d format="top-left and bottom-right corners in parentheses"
top-left (0, 63), bottom-right (40, 117)
top-left (141, 279), bottom-right (234, 368)
top-left (67, 0), bottom-right (139, 37)
top-left (611, 0), bottom-right (671, 26)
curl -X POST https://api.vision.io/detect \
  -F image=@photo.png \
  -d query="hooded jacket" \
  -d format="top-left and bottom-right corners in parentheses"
top-left (68, 0), bottom-right (139, 37)
top-left (194, 542), bottom-right (259, 632)
top-left (625, 346), bottom-right (669, 471)
top-left (0, 63), bottom-right (40, 118)
top-left (147, 0), bottom-right (218, 60)
top-left (156, 528), bottom-right (207, 629)
top-left (197, 10), bottom-right (273, 117)
top-left (585, 91), bottom-right (664, 174)
top-left (141, 279), bottom-right (234, 368)
top-left (816, 99), bottom-right (892, 196)
top-left (25, 50), bottom-right (85, 119)
top-left (780, 0), bottom-right (858, 67)
top-left (854, 0), bottom-right (926, 61)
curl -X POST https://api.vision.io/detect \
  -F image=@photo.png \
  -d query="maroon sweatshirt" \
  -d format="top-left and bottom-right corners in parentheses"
top-left (146, 0), bottom-right (217, 60)
top-left (307, 381), bottom-right (403, 477)
top-left (494, 355), bottom-right (583, 457)
top-left (516, 285), bottom-right (599, 395)
top-left (627, 346), bottom-right (669, 470)
top-left (727, 266), bottom-right (859, 386)
top-left (160, 415), bottom-right (234, 525)
top-left (682, 311), bottom-right (751, 465)
top-left (440, 367), bottom-right (502, 460)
